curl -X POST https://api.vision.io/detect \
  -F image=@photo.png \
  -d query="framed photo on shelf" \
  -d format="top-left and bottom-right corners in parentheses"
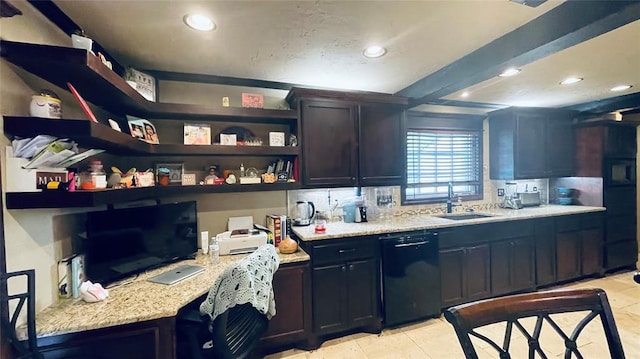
top-left (155, 163), bottom-right (183, 184)
top-left (183, 123), bottom-right (211, 145)
top-left (241, 93), bottom-right (264, 108)
top-left (127, 115), bottom-right (159, 144)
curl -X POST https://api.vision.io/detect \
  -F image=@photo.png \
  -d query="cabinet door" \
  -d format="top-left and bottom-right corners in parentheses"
top-left (535, 218), bottom-right (557, 286)
top-left (346, 259), bottom-right (378, 329)
top-left (261, 264), bottom-right (308, 348)
top-left (515, 113), bottom-right (547, 179)
top-left (311, 264), bottom-right (347, 335)
top-left (358, 105), bottom-right (403, 186)
top-left (509, 237), bottom-right (535, 292)
top-left (556, 232), bottom-right (581, 281)
top-left (300, 100), bottom-right (357, 186)
top-left (490, 240), bottom-right (511, 296)
top-left (440, 247), bottom-right (466, 307)
top-left (464, 244), bottom-right (491, 302)
top-left (605, 125), bottom-right (637, 157)
top-left (546, 117), bottom-right (574, 177)
top-left (581, 228), bottom-right (603, 276)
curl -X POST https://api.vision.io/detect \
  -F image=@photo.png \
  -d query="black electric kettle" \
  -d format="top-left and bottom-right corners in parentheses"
top-left (293, 201), bottom-right (315, 226)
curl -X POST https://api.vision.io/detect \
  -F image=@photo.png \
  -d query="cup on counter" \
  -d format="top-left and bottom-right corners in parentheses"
top-left (314, 219), bottom-right (326, 233)
top-left (343, 205), bottom-right (356, 223)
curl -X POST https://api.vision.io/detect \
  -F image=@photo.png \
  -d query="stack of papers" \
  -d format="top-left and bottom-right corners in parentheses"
top-left (12, 135), bottom-right (104, 169)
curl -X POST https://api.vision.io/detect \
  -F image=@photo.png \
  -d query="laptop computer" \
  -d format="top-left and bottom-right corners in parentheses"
top-left (147, 264), bottom-right (205, 285)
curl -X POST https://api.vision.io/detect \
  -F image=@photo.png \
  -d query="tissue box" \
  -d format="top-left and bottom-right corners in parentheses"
top-left (5, 147), bottom-right (67, 192)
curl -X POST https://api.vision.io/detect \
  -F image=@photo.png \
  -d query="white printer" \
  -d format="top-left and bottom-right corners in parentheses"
top-left (215, 216), bottom-right (268, 255)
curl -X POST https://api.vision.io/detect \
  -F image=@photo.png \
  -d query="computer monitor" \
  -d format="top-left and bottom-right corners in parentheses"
top-left (83, 201), bottom-right (198, 286)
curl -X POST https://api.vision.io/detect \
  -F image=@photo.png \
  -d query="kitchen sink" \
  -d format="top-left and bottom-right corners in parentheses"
top-left (434, 213), bottom-right (495, 220)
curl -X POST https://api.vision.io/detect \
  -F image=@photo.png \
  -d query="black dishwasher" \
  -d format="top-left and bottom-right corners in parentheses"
top-left (380, 230), bottom-right (441, 327)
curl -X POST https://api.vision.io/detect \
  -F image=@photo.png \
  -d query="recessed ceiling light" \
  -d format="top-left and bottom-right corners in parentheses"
top-left (461, 91), bottom-right (470, 98)
top-left (560, 77), bottom-right (583, 85)
top-left (610, 85), bottom-right (632, 92)
top-left (183, 14), bottom-right (215, 31)
top-left (498, 68), bottom-right (521, 77)
top-left (363, 45), bottom-right (387, 58)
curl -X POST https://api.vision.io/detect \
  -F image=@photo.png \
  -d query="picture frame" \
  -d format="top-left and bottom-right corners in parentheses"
top-left (183, 123), bottom-right (211, 145)
top-left (241, 93), bottom-right (264, 108)
top-left (127, 115), bottom-right (159, 144)
top-left (155, 163), bottom-right (183, 184)
top-left (124, 67), bottom-right (156, 102)
top-left (269, 132), bottom-right (285, 146)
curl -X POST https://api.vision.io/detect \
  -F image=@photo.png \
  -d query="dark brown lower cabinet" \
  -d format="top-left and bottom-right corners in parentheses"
top-left (535, 218), bottom-right (557, 286)
top-left (556, 213), bottom-right (604, 282)
top-left (491, 237), bottom-right (535, 296)
top-left (259, 262), bottom-right (311, 352)
top-left (302, 236), bottom-right (380, 348)
top-left (440, 244), bottom-right (491, 308)
top-left (38, 317), bottom-right (175, 359)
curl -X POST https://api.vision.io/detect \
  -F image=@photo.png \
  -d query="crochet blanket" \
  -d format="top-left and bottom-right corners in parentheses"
top-left (200, 244), bottom-right (280, 322)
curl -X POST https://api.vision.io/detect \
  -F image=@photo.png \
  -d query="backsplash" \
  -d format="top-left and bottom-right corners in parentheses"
top-left (288, 186), bottom-right (501, 222)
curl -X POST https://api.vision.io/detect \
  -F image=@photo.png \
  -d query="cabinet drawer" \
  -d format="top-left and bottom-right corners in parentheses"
top-left (555, 215), bottom-right (581, 232)
top-left (311, 238), bottom-right (375, 266)
top-left (581, 212), bottom-right (603, 230)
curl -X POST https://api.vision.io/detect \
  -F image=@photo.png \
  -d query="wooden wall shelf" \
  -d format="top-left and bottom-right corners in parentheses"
top-left (5, 182), bottom-right (300, 209)
top-left (0, 40), bottom-right (298, 122)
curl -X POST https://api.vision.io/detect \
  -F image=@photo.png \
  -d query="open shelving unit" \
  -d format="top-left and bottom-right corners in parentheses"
top-left (1, 40), bottom-right (301, 209)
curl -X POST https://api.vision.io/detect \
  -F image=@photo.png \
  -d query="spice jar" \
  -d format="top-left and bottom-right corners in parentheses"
top-left (80, 161), bottom-right (106, 190)
top-left (157, 167), bottom-right (171, 186)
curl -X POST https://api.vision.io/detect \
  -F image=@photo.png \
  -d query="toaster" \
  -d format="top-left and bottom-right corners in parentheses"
top-left (517, 192), bottom-right (541, 207)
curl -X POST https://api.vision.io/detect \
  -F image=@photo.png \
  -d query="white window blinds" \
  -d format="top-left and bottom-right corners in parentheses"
top-left (405, 129), bottom-right (482, 202)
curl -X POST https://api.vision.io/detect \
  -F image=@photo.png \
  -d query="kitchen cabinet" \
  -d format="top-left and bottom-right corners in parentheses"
top-left (574, 123), bottom-right (637, 271)
top-left (555, 213), bottom-right (604, 282)
top-left (38, 317), bottom-right (174, 359)
top-left (301, 236), bottom-right (381, 346)
top-left (439, 225), bottom-right (491, 307)
top-left (489, 107), bottom-right (575, 179)
top-left (297, 99), bottom-right (358, 187)
top-left (259, 262), bottom-right (311, 352)
top-left (534, 217), bottom-right (557, 286)
top-left (1, 40), bottom-right (301, 209)
top-left (286, 88), bottom-right (407, 187)
top-left (490, 236), bottom-right (535, 296)
top-left (358, 104), bottom-right (404, 186)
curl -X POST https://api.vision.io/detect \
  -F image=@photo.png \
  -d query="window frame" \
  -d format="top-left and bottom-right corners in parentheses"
top-left (402, 112), bottom-right (485, 205)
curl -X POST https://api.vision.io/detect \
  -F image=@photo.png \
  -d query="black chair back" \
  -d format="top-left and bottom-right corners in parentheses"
top-left (1, 269), bottom-right (42, 359)
top-left (444, 288), bottom-right (626, 359)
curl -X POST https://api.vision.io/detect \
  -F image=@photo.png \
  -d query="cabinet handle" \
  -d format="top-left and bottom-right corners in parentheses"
top-left (349, 264), bottom-right (354, 271)
top-left (339, 248), bottom-right (356, 254)
top-left (342, 265), bottom-right (346, 272)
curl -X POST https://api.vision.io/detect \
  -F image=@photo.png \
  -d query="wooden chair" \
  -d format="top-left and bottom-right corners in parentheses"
top-left (1, 269), bottom-right (43, 359)
top-left (443, 288), bottom-right (626, 359)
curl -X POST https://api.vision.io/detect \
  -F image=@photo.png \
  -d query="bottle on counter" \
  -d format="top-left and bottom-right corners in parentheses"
top-left (209, 238), bottom-right (220, 265)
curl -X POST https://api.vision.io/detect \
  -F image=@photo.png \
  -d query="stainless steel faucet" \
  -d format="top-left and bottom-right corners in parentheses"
top-left (446, 182), bottom-right (454, 213)
top-left (446, 182), bottom-right (462, 213)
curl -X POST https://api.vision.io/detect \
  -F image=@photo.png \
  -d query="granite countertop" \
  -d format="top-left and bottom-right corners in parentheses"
top-left (26, 247), bottom-right (309, 339)
top-left (292, 204), bottom-right (606, 241)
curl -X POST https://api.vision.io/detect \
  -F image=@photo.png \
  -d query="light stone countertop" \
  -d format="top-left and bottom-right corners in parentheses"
top-left (292, 204), bottom-right (606, 241)
top-left (26, 248), bottom-right (309, 339)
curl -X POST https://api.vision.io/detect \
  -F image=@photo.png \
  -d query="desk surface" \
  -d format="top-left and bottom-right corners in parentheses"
top-left (28, 248), bottom-right (309, 339)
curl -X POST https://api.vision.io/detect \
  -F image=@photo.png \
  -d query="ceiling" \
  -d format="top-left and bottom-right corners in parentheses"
top-left (50, 0), bottom-right (640, 116)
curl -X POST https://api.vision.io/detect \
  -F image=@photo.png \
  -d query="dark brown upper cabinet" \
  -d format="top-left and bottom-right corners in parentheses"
top-left (287, 88), bottom-right (407, 188)
top-left (489, 107), bottom-right (576, 180)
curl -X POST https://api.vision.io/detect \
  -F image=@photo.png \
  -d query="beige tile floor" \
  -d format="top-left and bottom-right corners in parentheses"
top-left (265, 270), bottom-right (640, 359)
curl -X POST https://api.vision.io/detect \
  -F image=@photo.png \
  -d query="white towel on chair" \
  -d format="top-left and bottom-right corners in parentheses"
top-left (199, 244), bottom-right (280, 321)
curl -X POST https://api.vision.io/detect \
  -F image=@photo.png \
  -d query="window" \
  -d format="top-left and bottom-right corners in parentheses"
top-left (403, 114), bottom-right (483, 204)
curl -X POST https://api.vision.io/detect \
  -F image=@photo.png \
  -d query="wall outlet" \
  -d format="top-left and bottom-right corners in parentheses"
top-left (497, 188), bottom-right (505, 197)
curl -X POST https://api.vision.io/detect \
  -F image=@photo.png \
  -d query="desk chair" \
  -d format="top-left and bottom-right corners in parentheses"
top-left (1, 269), bottom-right (43, 359)
top-left (444, 288), bottom-right (626, 359)
top-left (177, 244), bottom-right (279, 359)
